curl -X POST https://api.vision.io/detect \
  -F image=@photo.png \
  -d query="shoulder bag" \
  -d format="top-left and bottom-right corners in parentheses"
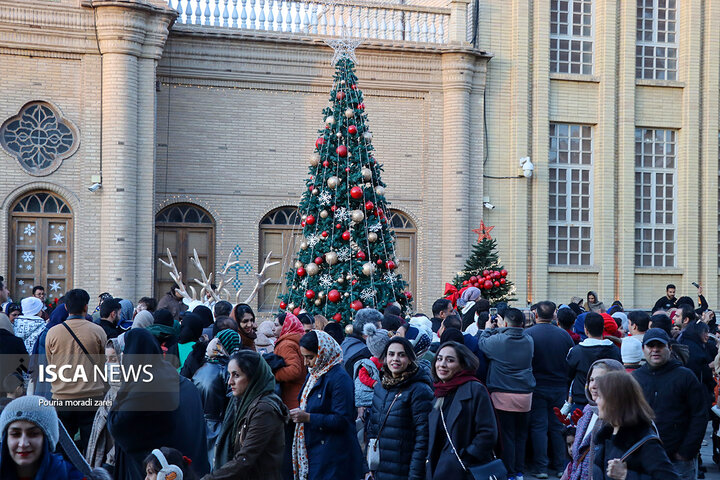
top-left (439, 406), bottom-right (507, 480)
top-left (367, 391), bottom-right (401, 471)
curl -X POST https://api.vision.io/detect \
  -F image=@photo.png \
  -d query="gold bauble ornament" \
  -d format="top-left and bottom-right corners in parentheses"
top-left (302, 214), bottom-right (307, 221)
top-left (345, 108), bottom-right (354, 118)
top-left (337, 277), bottom-right (344, 284)
top-left (311, 188), bottom-right (319, 195)
top-left (368, 232), bottom-right (378, 243)
top-left (375, 186), bottom-right (385, 196)
top-left (314, 299), bottom-right (322, 306)
top-left (318, 291), bottom-right (325, 299)
top-left (362, 262), bottom-right (376, 276)
top-left (327, 176), bottom-right (339, 189)
top-left (344, 324), bottom-right (354, 335)
top-left (300, 241), bottom-right (308, 250)
top-left (363, 132), bottom-right (373, 142)
top-left (351, 210), bottom-right (365, 222)
top-left (320, 210), bottom-right (329, 219)
top-left (310, 153), bottom-right (320, 166)
top-left (336, 132), bottom-right (342, 138)
top-left (326, 251), bottom-right (338, 265)
top-left (346, 273), bottom-right (353, 280)
top-left (344, 292), bottom-right (350, 298)
top-left (288, 303), bottom-right (295, 310)
top-left (325, 115), bottom-right (335, 125)
top-left (305, 263), bottom-right (319, 276)
top-left (361, 168), bottom-right (372, 180)
top-left (295, 260), bottom-right (303, 269)
top-left (340, 80), bottom-right (346, 85)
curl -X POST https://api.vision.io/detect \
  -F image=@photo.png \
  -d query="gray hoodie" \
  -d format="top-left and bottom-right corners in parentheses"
top-left (479, 326), bottom-right (536, 394)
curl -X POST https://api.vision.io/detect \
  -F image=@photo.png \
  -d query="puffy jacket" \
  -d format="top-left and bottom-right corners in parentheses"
top-left (341, 335), bottom-right (371, 378)
top-left (478, 327), bottom-right (535, 394)
top-left (632, 359), bottom-right (708, 459)
top-left (567, 339), bottom-right (621, 406)
top-left (366, 366), bottom-right (434, 480)
top-left (678, 327), bottom-right (716, 405)
top-left (273, 332), bottom-right (306, 409)
top-left (592, 423), bottom-right (678, 480)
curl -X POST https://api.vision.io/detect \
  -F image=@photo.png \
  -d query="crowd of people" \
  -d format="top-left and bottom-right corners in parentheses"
top-left (0, 275), bottom-right (718, 480)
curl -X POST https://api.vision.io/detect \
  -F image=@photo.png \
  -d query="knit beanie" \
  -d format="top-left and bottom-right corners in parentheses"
top-left (363, 323), bottom-right (390, 358)
top-left (405, 326), bottom-right (431, 356)
top-left (153, 309), bottom-right (174, 327)
top-left (20, 297), bottom-right (43, 317)
top-left (621, 337), bottom-right (644, 364)
top-left (217, 328), bottom-right (241, 355)
top-left (354, 308), bottom-right (383, 335)
top-left (0, 395), bottom-right (59, 450)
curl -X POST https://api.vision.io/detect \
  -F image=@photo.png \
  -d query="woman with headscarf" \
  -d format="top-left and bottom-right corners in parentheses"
top-left (14, 297), bottom-right (45, 353)
top-left (366, 337), bottom-right (433, 480)
top-left (27, 302), bottom-right (68, 400)
top-left (116, 299), bottom-right (134, 330)
top-left (202, 350), bottom-right (288, 480)
top-left (107, 329), bottom-right (210, 480)
top-left (0, 313), bottom-right (27, 398)
top-left (86, 338), bottom-right (123, 470)
top-left (131, 310), bottom-right (154, 329)
top-left (178, 312), bottom-right (206, 376)
top-left (586, 291), bottom-right (606, 313)
top-left (194, 305), bottom-right (215, 340)
top-left (230, 304), bottom-right (257, 351)
top-left (290, 330), bottom-right (363, 480)
top-left (147, 309), bottom-right (181, 368)
top-left (561, 358), bottom-right (625, 480)
top-left (3, 303), bottom-right (21, 324)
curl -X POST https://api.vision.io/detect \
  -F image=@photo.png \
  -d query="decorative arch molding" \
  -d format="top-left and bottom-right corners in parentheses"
top-left (256, 202), bottom-right (301, 227)
top-left (0, 101), bottom-right (80, 176)
top-left (155, 195), bottom-right (222, 238)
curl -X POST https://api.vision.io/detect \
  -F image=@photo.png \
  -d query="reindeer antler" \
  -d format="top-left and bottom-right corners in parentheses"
top-left (190, 249), bottom-right (217, 302)
top-left (158, 248), bottom-right (196, 302)
top-left (242, 251), bottom-right (279, 304)
top-left (213, 252), bottom-right (241, 302)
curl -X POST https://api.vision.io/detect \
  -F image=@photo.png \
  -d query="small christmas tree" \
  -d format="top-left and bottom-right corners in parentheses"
top-left (452, 234), bottom-right (515, 304)
top-left (278, 54), bottom-right (411, 325)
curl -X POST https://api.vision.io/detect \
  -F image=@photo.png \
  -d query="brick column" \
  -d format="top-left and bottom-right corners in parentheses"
top-left (441, 52), bottom-right (475, 282)
top-left (93, 2), bottom-right (174, 299)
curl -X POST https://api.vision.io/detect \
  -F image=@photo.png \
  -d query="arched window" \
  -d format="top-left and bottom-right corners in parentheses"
top-left (258, 207), bottom-right (302, 311)
top-left (155, 204), bottom-right (215, 297)
top-left (389, 210), bottom-right (417, 300)
top-left (9, 191), bottom-right (73, 301)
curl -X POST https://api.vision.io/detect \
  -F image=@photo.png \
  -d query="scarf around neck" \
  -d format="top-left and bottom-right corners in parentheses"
top-left (381, 363), bottom-right (418, 390)
top-left (292, 331), bottom-right (342, 480)
top-left (433, 370), bottom-right (479, 398)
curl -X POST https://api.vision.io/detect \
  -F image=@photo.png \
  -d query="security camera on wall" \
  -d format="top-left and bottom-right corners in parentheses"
top-left (88, 183), bottom-right (102, 192)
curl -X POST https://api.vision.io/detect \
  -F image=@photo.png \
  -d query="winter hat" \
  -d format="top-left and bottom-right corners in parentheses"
top-left (193, 305), bottom-right (214, 328)
top-left (354, 308), bottom-right (383, 335)
top-left (0, 395), bottom-right (59, 450)
top-left (409, 316), bottom-right (433, 340)
top-left (612, 312), bottom-right (629, 332)
top-left (405, 326), bottom-right (431, 356)
top-left (601, 313), bottom-right (619, 337)
top-left (20, 297), bottom-right (43, 317)
top-left (132, 310), bottom-right (154, 329)
top-left (621, 337), bottom-right (644, 364)
top-left (457, 287), bottom-right (481, 308)
top-left (363, 323), bottom-right (390, 358)
top-left (153, 309), bottom-right (174, 327)
top-left (217, 328), bottom-right (241, 354)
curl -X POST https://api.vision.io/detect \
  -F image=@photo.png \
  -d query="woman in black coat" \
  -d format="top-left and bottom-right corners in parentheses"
top-left (592, 371), bottom-right (678, 480)
top-left (426, 341), bottom-right (497, 480)
top-left (366, 337), bottom-right (433, 480)
top-left (0, 313), bottom-right (28, 397)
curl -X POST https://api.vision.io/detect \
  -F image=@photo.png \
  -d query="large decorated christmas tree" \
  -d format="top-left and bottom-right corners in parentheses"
top-left (278, 54), bottom-right (411, 325)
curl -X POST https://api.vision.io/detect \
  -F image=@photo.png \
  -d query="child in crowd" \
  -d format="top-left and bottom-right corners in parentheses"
top-left (143, 447), bottom-right (197, 480)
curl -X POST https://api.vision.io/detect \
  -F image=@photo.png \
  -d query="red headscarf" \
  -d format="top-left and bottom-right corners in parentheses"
top-left (280, 312), bottom-right (305, 337)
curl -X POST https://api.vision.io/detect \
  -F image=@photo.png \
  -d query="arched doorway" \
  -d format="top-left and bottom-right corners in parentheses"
top-left (9, 191), bottom-right (73, 302)
top-left (258, 207), bottom-right (302, 311)
top-left (154, 203), bottom-right (215, 297)
top-left (389, 210), bottom-right (417, 300)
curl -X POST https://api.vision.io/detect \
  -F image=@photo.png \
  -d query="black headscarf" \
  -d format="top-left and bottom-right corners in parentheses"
top-left (193, 305), bottom-right (214, 328)
top-left (178, 313), bottom-right (204, 344)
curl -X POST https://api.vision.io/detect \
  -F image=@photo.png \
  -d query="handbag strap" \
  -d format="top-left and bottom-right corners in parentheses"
top-left (620, 433), bottom-right (660, 462)
top-left (440, 405), bottom-right (468, 472)
top-left (61, 322), bottom-right (97, 368)
top-left (376, 392), bottom-right (401, 440)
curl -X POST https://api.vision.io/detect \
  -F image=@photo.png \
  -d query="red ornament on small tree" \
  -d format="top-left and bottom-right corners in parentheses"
top-left (350, 186), bottom-right (363, 199)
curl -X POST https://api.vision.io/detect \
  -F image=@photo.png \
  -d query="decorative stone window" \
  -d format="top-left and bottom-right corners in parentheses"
top-left (1, 101), bottom-right (79, 176)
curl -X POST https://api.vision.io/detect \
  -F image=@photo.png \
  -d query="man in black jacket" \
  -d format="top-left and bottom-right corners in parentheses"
top-left (633, 328), bottom-right (708, 480)
top-left (97, 297), bottom-right (122, 339)
top-left (652, 284), bottom-right (678, 313)
top-left (566, 312), bottom-right (621, 409)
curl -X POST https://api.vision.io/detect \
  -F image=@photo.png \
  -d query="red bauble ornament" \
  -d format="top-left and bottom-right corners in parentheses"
top-left (500, 278), bottom-right (506, 285)
top-left (351, 300), bottom-right (363, 311)
top-left (336, 145), bottom-right (348, 157)
top-left (352, 279), bottom-right (358, 285)
top-left (470, 276), bottom-right (477, 283)
top-left (365, 201), bottom-right (374, 211)
top-left (328, 289), bottom-right (341, 303)
top-left (342, 231), bottom-right (351, 241)
top-left (297, 267), bottom-right (306, 277)
top-left (308, 186), bottom-right (313, 191)
top-left (345, 167), bottom-right (350, 172)
top-left (358, 102), bottom-right (365, 110)
top-left (301, 221), bottom-right (306, 228)
top-left (494, 281), bottom-right (500, 287)
top-left (306, 290), bottom-right (316, 300)
top-left (333, 313), bottom-right (342, 322)
top-left (350, 186), bottom-right (363, 199)
top-left (356, 251), bottom-right (366, 260)
top-left (314, 256), bottom-right (323, 264)
top-left (321, 231), bottom-right (329, 238)
top-left (483, 270), bottom-right (490, 276)
top-left (323, 160), bottom-right (330, 167)
top-left (331, 205), bottom-right (337, 212)
top-left (484, 280), bottom-right (493, 289)
top-left (279, 301), bottom-right (287, 310)
top-left (404, 291), bottom-right (413, 299)
top-left (376, 259), bottom-right (383, 265)
top-left (293, 307), bottom-right (301, 316)
top-left (462, 280), bottom-right (469, 286)
top-left (500, 269), bottom-right (508, 277)
top-left (336, 91), bottom-right (345, 100)
top-left (316, 137), bottom-right (325, 148)
top-left (348, 125), bottom-right (358, 135)
top-left (336, 223), bottom-right (342, 229)
top-left (386, 260), bottom-right (396, 270)
top-left (306, 215), bottom-right (315, 225)
top-left (351, 84), bottom-right (358, 90)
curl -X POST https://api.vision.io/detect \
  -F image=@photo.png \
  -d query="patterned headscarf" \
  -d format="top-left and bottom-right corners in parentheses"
top-left (292, 331), bottom-right (343, 480)
top-left (281, 312), bottom-right (305, 338)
